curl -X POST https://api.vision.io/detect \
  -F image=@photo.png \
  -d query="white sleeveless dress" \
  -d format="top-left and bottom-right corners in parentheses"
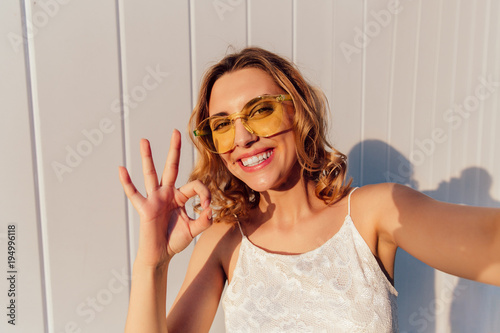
top-left (222, 188), bottom-right (398, 332)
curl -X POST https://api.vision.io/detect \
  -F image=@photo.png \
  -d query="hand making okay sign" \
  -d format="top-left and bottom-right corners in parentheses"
top-left (118, 130), bottom-right (212, 267)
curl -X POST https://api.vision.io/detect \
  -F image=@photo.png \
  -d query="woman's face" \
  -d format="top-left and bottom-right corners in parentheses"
top-left (208, 67), bottom-right (298, 192)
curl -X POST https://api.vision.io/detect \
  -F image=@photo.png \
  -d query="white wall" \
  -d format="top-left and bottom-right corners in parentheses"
top-left (1, 0), bottom-right (499, 332)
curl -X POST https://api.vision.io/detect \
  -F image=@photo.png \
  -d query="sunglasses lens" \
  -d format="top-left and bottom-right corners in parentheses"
top-left (246, 100), bottom-right (283, 136)
top-left (213, 126), bottom-right (235, 153)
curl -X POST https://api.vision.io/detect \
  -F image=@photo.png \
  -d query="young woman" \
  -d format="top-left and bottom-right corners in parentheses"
top-left (118, 47), bottom-right (500, 332)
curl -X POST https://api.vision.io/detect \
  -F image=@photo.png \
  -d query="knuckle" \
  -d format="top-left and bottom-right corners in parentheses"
top-left (168, 163), bottom-right (179, 171)
top-left (194, 180), bottom-right (209, 193)
top-left (144, 168), bottom-right (156, 176)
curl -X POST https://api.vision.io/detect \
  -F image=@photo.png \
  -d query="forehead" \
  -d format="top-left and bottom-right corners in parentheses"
top-left (208, 68), bottom-right (282, 116)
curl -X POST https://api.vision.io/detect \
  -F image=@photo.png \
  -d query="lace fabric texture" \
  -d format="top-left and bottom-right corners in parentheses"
top-left (222, 193), bottom-right (398, 332)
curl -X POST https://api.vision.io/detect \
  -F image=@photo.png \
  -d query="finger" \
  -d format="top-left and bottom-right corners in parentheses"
top-left (161, 130), bottom-right (181, 187)
top-left (118, 166), bottom-right (145, 209)
top-left (188, 207), bottom-right (213, 238)
top-left (176, 180), bottom-right (211, 208)
top-left (140, 139), bottom-right (159, 195)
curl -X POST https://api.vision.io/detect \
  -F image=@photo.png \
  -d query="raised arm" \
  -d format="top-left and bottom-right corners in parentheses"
top-left (119, 130), bottom-right (213, 332)
top-left (374, 183), bottom-right (500, 286)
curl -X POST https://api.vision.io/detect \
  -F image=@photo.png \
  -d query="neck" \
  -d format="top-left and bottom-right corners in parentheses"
top-left (255, 171), bottom-right (323, 227)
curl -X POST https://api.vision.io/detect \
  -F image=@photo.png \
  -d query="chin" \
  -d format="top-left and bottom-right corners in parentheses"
top-left (241, 180), bottom-right (272, 193)
top-left (247, 184), bottom-right (271, 193)
top-left (245, 175), bottom-right (290, 193)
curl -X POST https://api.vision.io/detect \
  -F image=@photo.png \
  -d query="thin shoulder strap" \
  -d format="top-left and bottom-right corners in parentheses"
top-left (234, 214), bottom-right (245, 237)
top-left (347, 187), bottom-right (359, 216)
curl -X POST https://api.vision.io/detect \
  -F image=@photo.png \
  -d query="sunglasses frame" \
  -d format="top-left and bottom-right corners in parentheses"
top-left (194, 94), bottom-right (292, 154)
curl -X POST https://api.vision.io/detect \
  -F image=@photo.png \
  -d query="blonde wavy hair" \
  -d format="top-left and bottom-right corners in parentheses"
top-left (188, 47), bottom-right (351, 224)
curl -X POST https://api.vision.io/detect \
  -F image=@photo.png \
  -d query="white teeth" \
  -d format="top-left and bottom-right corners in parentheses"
top-left (241, 151), bottom-right (272, 167)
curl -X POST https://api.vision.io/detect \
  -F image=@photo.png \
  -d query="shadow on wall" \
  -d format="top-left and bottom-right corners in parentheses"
top-left (347, 140), bottom-right (500, 333)
top-left (425, 168), bottom-right (500, 333)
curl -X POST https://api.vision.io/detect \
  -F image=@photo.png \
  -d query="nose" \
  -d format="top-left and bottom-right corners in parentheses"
top-left (233, 118), bottom-right (258, 149)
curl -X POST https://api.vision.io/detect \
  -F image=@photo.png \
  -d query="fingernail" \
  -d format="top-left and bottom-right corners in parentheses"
top-left (207, 208), bottom-right (212, 220)
top-left (203, 200), bottom-right (211, 209)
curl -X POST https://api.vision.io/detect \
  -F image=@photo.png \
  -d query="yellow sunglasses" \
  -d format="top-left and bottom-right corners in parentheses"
top-left (194, 94), bottom-right (292, 154)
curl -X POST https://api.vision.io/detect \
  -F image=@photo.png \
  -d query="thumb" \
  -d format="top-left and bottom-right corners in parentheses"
top-left (189, 208), bottom-right (213, 238)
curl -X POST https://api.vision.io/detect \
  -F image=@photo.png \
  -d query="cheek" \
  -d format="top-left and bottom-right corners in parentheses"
top-left (219, 154), bottom-right (231, 167)
top-left (284, 128), bottom-right (297, 154)
top-left (219, 154), bottom-right (237, 175)
top-left (275, 133), bottom-right (298, 171)
top-left (283, 105), bottom-right (295, 126)
top-left (286, 141), bottom-right (298, 165)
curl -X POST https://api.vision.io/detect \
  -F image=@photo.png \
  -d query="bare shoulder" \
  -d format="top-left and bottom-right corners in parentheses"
top-left (348, 183), bottom-right (428, 274)
top-left (193, 220), bottom-right (242, 267)
top-left (352, 182), bottom-right (414, 197)
top-left (349, 183), bottom-right (397, 217)
top-left (351, 183), bottom-right (424, 214)
top-left (198, 219), bottom-right (237, 239)
top-left (349, 183), bottom-right (427, 240)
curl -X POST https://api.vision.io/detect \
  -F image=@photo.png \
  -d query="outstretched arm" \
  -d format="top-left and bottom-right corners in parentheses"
top-left (119, 131), bottom-right (213, 332)
top-left (375, 183), bottom-right (500, 286)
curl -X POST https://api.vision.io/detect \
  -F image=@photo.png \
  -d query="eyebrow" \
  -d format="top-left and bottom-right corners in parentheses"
top-left (208, 94), bottom-right (277, 118)
top-left (210, 111), bottom-right (230, 117)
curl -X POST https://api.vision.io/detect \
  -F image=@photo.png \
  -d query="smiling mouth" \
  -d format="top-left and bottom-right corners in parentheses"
top-left (241, 150), bottom-right (273, 167)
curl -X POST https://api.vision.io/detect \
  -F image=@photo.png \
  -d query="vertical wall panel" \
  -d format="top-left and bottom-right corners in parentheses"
top-left (293, 0), bottom-right (339, 159)
top-left (387, 0), bottom-right (420, 168)
top-left (410, 1), bottom-right (440, 190)
top-left (463, 1), bottom-right (491, 209)
top-left (481, 0), bottom-right (500, 181)
top-left (294, 0), bottom-right (336, 158)
top-left (332, 0), bottom-right (364, 184)
top-left (294, 0), bottom-right (333, 95)
top-left (191, 0), bottom-right (247, 96)
top-left (248, 0), bottom-right (292, 58)
top-left (360, 0), bottom-right (397, 185)
top-left (466, 0), bottom-right (489, 205)
top-left (447, 1), bottom-right (475, 205)
top-left (26, 0), bottom-right (129, 331)
top-left (0, 1), bottom-right (46, 332)
top-left (430, 0), bottom-right (460, 201)
top-left (489, 1), bottom-right (500, 204)
top-left (119, 0), bottom-right (196, 318)
top-left (485, 2), bottom-right (500, 329)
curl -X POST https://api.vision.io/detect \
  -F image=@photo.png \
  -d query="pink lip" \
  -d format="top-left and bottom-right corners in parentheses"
top-left (237, 148), bottom-right (275, 172)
